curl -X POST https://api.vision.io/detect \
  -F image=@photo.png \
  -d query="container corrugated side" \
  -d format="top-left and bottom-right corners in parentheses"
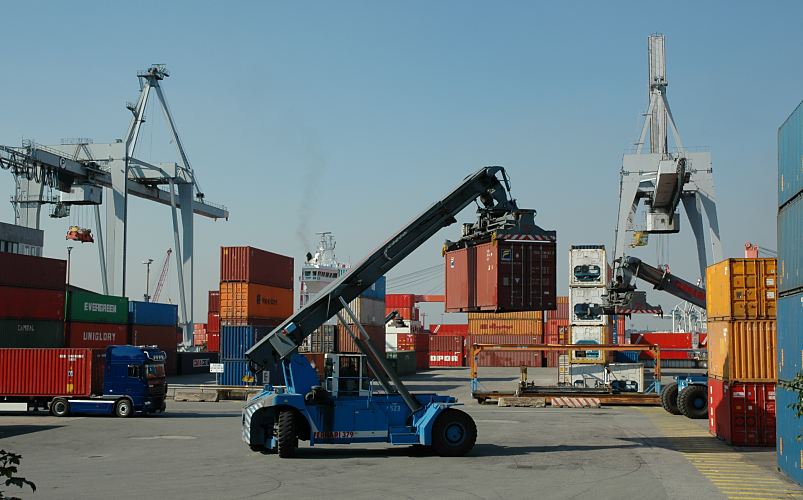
top-left (220, 246), bottom-right (294, 289)
top-left (0, 253), bottom-right (66, 290)
top-left (707, 320), bottom-right (776, 382)
top-left (345, 297), bottom-right (386, 326)
top-left (705, 258), bottom-right (777, 321)
top-left (360, 277), bottom-right (386, 300)
top-left (0, 286), bottom-right (65, 321)
top-left (0, 348), bottom-right (103, 397)
top-left (66, 322), bottom-right (130, 349)
top-left (128, 301), bottom-right (178, 326)
top-left (0, 319), bottom-right (64, 348)
top-left (130, 325), bottom-right (177, 350)
top-left (428, 324), bottom-right (468, 336)
top-left (468, 311), bottom-right (543, 320)
top-left (216, 359), bottom-right (262, 386)
top-left (546, 296), bottom-right (569, 320)
top-left (208, 291), bottom-right (220, 314)
top-left (386, 294), bottom-right (416, 309)
top-left (467, 318), bottom-right (543, 336)
top-left (779, 196), bottom-right (803, 294)
top-left (779, 100), bottom-right (803, 207)
top-left (778, 293), bottom-right (803, 381)
top-left (220, 325), bottom-right (275, 360)
top-left (776, 385), bottom-right (803, 485)
top-left (466, 334), bottom-right (543, 367)
top-left (219, 282), bottom-right (294, 321)
top-left (66, 290), bottom-right (129, 324)
top-left (337, 325), bottom-right (385, 354)
top-left (708, 378), bottom-right (776, 447)
top-left (445, 247), bottom-right (473, 312)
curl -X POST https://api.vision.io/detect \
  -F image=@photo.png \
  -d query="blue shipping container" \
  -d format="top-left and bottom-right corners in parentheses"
top-left (128, 301), bottom-right (178, 326)
top-left (778, 293), bottom-right (803, 381)
top-left (215, 359), bottom-right (285, 386)
top-left (776, 385), bottom-right (803, 486)
top-left (360, 276), bottom-right (386, 300)
top-left (779, 100), bottom-right (803, 208)
top-left (220, 325), bottom-right (275, 360)
top-left (779, 197), bottom-right (803, 295)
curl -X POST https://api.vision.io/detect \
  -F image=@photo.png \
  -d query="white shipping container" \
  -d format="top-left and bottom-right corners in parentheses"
top-left (570, 325), bottom-right (609, 363)
top-left (607, 363), bottom-right (646, 393)
top-left (385, 319), bottom-right (423, 334)
top-left (569, 364), bottom-right (606, 388)
top-left (569, 287), bottom-right (608, 325)
top-left (569, 245), bottom-right (609, 288)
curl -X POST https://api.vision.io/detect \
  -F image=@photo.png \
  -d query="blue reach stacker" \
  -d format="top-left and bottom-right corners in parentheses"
top-left (241, 166), bottom-right (555, 457)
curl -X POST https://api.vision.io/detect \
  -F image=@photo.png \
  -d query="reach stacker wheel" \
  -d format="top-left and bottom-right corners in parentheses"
top-left (276, 410), bottom-right (298, 458)
top-left (432, 409), bottom-right (477, 457)
top-left (114, 399), bottom-right (133, 418)
top-left (660, 382), bottom-right (681, 415)
top-left (50, 398), bottom-right (70, 417)
top-left (678, 385), bottom-right (707, 419)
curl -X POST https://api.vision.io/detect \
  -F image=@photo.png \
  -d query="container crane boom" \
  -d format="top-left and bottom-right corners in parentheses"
top-left (152, 249), bottom-right (172, 303)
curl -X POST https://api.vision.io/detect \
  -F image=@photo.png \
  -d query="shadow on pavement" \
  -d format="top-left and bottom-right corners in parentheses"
top-left (0, 425), bottom-right (62, 439)
top-left (152, 412), bottom-right (241, 419)
top-left (622, 435), bottom-right (761, 453)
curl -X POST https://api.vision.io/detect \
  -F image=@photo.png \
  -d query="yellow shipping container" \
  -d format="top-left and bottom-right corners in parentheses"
top-left (220, 282), bottom-right (294, 321)
top-left (467, 318), bottom-right (543, 335)
top-left (707, 319), bottom-right (776, 382)
top-left (467, 311), bottom-right (543, 320)
top-left (706, 258), bottom-right (777, 320)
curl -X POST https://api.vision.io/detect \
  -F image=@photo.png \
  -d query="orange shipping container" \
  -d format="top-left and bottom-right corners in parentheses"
top-left (707, 320), bottom-right (777, 382)
top-left (706, 258), bottom-right (777, 321)
top-left (219, 282), bottom-right (294, 321)
top-left (467, 311), bottom-right (543, 320)
top-left (467, 318), bottom-right (543, 336)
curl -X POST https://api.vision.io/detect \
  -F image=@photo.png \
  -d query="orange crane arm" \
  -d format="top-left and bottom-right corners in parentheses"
top-left (152, 249), bottom-right (173, 302)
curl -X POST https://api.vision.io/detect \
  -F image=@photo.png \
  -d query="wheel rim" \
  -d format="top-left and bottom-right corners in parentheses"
top-left (445, 423), bottom-right (465, 445)
top-left (55, 402), bottom-right (66, 414)
top-left (120, 402), bottom-right (130, 415)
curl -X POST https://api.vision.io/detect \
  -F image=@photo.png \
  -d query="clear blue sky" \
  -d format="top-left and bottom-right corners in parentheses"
top-left (1, 2), bottom-right (801, 329)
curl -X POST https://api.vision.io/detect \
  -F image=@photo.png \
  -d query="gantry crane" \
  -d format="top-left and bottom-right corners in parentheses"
top-left (0, 65), bottom-right (229, 344)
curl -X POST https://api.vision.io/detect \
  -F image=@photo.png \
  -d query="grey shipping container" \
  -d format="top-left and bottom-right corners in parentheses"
top-left (778, 196), bottom-right (803, 295)
top-left (384, 350), bottom-right (416, 376)
top-left (0, 319), bottom-right (64, 348)
top-left (779, 100), bottom-right (803, 207)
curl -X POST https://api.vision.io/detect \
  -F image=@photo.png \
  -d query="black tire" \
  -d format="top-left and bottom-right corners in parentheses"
top-left (50, 398), bottom-right (70, 417)
top-left (432, 409), bottom-right (477, 457)
top-left (678, 384), bottom-right (708, 419)
top-left (249, 444), bottom-right (266, 452)
top-left (114, 399), bottom-right (133, 418)
top-left (276, 410), bottom-right (297, 458)
top-left (660, 382), bottom-right (681, 415)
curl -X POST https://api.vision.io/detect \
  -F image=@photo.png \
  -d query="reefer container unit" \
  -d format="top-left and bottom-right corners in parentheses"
top-left (429, 335), bottom-right (464, 367)
top-left (707, 320), bottom-right (776, 382)
top-left (569, 287), bottom-right (607, 325)
top-left (337, 324), bottom-right (385, 354)
top-left (570, 325), bottom-right (609, 363)
top-left (778, 100), bottom-right (803, 207)
top-left (445, 239), bottom-right (557, 313)
top-left (66, 322), bottom-right (130, 349)
top-left (66, 290), bottom-right (129, 324)
top-left (220, 246), bottom-right (294, 289)
top-left (467, 334), bottom-right (543, 367)
top-left (778, 293), bottom-right (803, 381)
top-left (219, 282), bottom-right (294, 322)
top-left (467, 318), bottom-right (543, 336)
top-left (128, 301), bottom-right (178, 327)
top-left (208, 290), bottom-right (220, 314)
top-left (778, 196), bottom-right (803, 294)
top-left (0, 286), bottom-right (65, 321)
top-left (0, 319), bottom-right (64, 348)
top-left (708, 378), bottom-right (776, 447)
top-left (569, 245), bottom-right (609, 288)
top-left (705, 258), bottom-right (777, 321)
top-left (0, 253), bottom-right (66, 290)
top-left (220, 325), bottom-right (276, 360)
top-left (776, 385), bottom-right (803, 485)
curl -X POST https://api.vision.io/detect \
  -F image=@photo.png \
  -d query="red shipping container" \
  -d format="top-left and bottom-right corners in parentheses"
top-left (208, 291), bottom-right (220, 314)
top-left (429, 324), bottom-right (468, 336)
top-left (416, 351), bottom-right (428, 371)
top-left (466, 334), bottom-right (543, 367)
top-left (429, 351), bottom-right (464, 367)
top-left (0, 348), bottom-right (104, 396)
top-left (220, 246), bottom-right (294, 289)
top-left (445, 240), bottom-right (557, 313)
top-left (0, 286), bottom-right (65, 321)
top-left (131, 325), bottom-right (176, 348)
top-left (0, 253), bottom-right (67, 291)
top-left (429, 336), bottom-right (464, 367)
top-left (545, 351), bottom-right (561, 367)
top-left (708, 378), bottom-right (776, 447)
top-left (631, 332), bottom-right (696, 360)
top-left (207, 312), bottom-right (221, 334)
top-left (386, 307), bottom-right (418, 322)
top-left (545, 319), bottom-right (569, 344)
top-left (66, 322), bottom-right (129, 349)
top-left (546, 296), bottom-right (569, 321)
top-left (207, 331), bottom-right (220, 353)
top-left (337, 324), bottom-right (385, 354)
top-left (385, 294), bottom-right (416, 309)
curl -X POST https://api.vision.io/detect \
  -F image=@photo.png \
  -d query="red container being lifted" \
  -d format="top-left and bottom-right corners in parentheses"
top-left (220, 246), bottom-right (294, 289)
top-left (0, 253), bottom-right (67, 291)
top-left (708, 378), bottom-right (776, 447)
top-left (0, 286), bottom-right (65, 321)
top-left (0, 348), bottom-right (104, 397)
top-left (445, 240), bottom-right (556, 313)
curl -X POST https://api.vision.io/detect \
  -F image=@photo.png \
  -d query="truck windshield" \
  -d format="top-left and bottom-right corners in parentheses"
top-left (146, 364), bottom-right (165, 379)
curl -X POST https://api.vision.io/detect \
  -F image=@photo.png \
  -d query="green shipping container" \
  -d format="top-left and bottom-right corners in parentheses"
top-left (385, 351), bottom-right (417, 376)
top-left (0, 319), bottom-right (64, 347)
top-left (66, 291), bottom-right (129, 324)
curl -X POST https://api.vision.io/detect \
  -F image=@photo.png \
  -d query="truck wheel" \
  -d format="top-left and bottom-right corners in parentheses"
top-left (660, 383), bottom-right (681, 415)
top-left (50, 398), bottom-right (70, 417)
top-left (114, 399), bottom-right (133, 418)
top-left (432, 409), bottom-right (477, 457)
top-left (275, 410), bottom-right (297, 458)
top-left (678, 385), bottom-right (707, 419)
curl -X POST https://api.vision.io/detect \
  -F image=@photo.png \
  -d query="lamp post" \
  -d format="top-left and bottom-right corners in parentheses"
top-left (143, 259), bottom-right (154, 301)
top-left (66, 246), bottom-right (74, 285)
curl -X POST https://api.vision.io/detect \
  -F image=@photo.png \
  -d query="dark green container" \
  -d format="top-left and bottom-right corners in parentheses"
top-left (0, 319), bottom-right (64, 347)
top-left (385, 350), bottom-right (417, 376)
top-left (66, 291), bottom-right (129, 324)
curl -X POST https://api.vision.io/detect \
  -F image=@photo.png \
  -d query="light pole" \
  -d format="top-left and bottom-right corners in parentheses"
top-left (66, 246), bottom-right (74, 285)
top-left (143, 259), bottom-right (154, 302)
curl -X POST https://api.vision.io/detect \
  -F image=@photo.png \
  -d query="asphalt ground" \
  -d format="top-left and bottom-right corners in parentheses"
top-left (1, 367), bottom-right (801, 500)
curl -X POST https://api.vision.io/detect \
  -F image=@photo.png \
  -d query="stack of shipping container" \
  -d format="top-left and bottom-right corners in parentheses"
top-left (207, 290), bottom-right (220, 352)
top-left (0, 253), bottom-right (66, 347)
top-left (337, 279), bottom-right (387, 355)
top-left (427, 324), bottom-right (468, 368)
top-left (466, 311), bottom-right (543, 368)
top-left (544, 296), bottom-right (569, 367)
top-left (66, 289), bottom-right (130, 351)
top-left (568, 245), bottom-right (611, 364)
top-left (384, 301), bottom-right (427, 371)
top-left (129, 300), bottom-right (180, 376)
top-left (706, 258), bottom-right (778, 447)
top-left (384, 293), bottom-right (420, 322)
top-left (217, 246), bottom-right (294, 386)
top-left (777, 102), bottom-right (803, 485)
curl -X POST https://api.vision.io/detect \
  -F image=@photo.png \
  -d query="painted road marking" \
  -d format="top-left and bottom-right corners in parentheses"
top-left (638, 407), bottom-right (803, 499)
